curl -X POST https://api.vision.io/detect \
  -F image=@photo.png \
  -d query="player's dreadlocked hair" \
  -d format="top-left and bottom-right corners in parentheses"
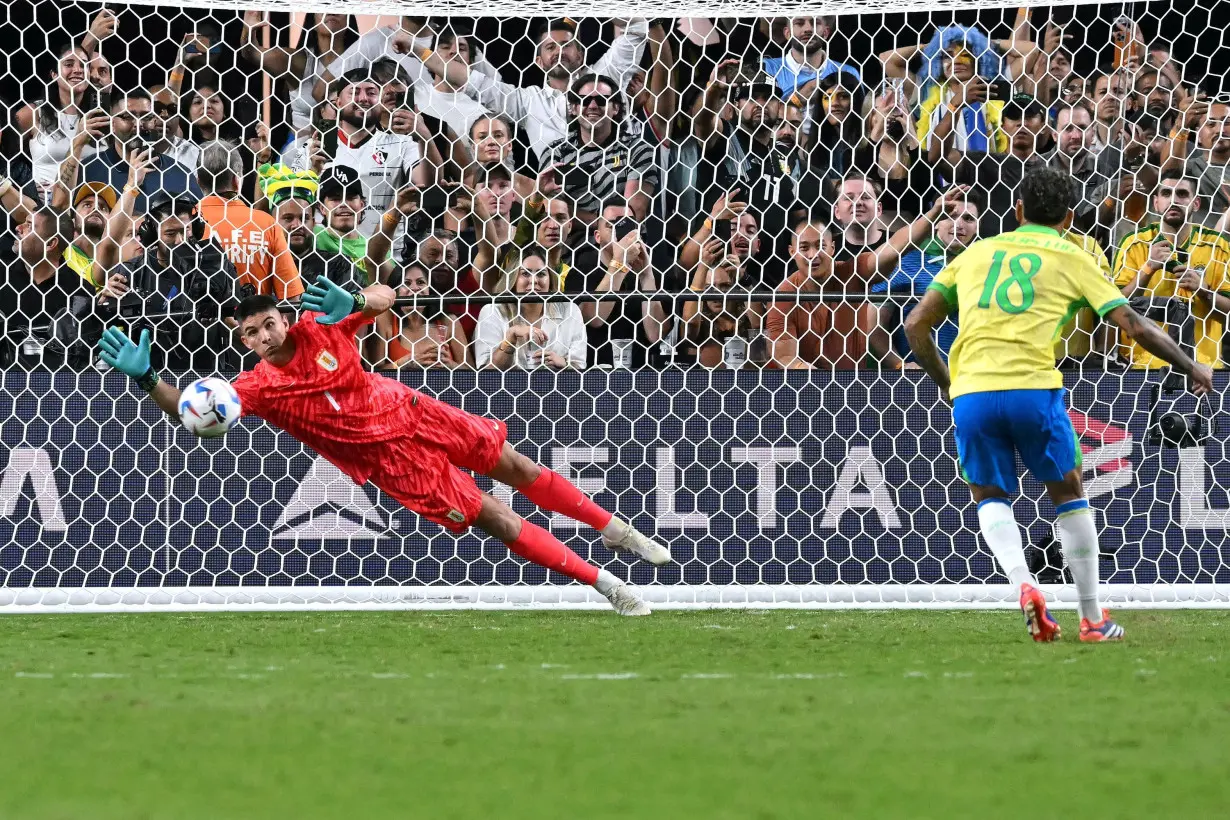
top-left (235, 294), bottom-right (280, 323)
top-left (1019, 166), bottom-right (1075, 227)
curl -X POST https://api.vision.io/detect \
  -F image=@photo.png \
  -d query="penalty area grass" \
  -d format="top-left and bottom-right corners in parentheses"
top-left (0, 610), bottom-right (1227, 819)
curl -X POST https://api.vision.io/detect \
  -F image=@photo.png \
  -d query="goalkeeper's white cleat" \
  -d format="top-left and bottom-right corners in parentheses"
top-left (602, 581), bottom-right (652, 617)
top-left (602, 519), bottom-right (672, 566)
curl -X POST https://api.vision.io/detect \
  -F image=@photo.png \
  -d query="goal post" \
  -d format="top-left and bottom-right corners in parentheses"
top-left (2, 0), bottom-right (1229, 610)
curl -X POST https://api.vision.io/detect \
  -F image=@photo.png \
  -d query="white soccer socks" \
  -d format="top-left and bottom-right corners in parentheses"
top-left (1055, 499), bottom-right (1102, 621)
top-left (977, 499), bottom-right (1035, 589)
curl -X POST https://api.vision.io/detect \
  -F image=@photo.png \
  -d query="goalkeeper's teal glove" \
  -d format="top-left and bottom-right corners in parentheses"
top-left (98, 327), bottom-right (160, 391)
top-left (301, 275), bottom-right (365, 325)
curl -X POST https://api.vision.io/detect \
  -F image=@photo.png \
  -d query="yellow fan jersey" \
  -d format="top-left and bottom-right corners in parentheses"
top-left (63, 244), bottom-right (101, 288)
top-left (1111, 223), bottom-right (1230, 369)
top-left (928, 225), bottom-right (1129, 399)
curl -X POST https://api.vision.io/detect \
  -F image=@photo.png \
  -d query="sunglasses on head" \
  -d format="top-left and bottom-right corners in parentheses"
top-left (571, 93), bottom-right (613, 107)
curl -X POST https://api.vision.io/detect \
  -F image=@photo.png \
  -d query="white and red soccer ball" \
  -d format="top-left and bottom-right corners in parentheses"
top-left (178, 377), bottom-right (241, 438)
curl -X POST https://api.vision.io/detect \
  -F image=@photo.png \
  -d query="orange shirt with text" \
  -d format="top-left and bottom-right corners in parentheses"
top-left (197, 195), bottom-right (304, 300)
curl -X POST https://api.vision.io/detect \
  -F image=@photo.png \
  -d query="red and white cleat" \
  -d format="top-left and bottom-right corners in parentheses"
top-left (1020, 583), bottom-right (1062, 643)
top-left (1079, 609), bottom-right (1125, 643)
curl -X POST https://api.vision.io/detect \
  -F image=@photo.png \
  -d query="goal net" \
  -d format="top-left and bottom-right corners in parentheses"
top-left (1, 0), bottom-right (1228, 610)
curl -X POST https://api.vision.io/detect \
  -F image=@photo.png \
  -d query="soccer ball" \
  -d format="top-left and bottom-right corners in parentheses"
top-left (178, 377), bottom-right (242, 438)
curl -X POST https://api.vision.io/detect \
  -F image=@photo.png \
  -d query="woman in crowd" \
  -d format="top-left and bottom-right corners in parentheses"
top-left (474, 246), bottom-right (587, 370)
top-left (374, 263), bottom-right (471, 370)
top-left (468, 115), bottom-right (537, 199)
top-left (914, 27), bottom-right (1011, 165)
top-left (15, 43), bottom-right (100, 196)
top-left (185, 77), bottom-right (230, 145)
top-left (803, 71), bottom-right (866, 188)
top-left (856, 85), bottom-right (932, 219)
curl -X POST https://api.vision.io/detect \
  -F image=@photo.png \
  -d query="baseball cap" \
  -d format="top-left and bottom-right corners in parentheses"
top-left (73, 182), bottom-right (118, 210)
top-left (318, 165), bottom-right (365, 200)
top-left (1002, 94), bottom-right (1045, 122)
top-left (471, 162), bottom-right (513, 185)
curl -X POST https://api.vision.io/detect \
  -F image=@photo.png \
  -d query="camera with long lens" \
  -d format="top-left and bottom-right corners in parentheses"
top-left (1147, 372), bottom-right (1214, 448)
top-left (1129, 292), bottom-right (1194, 353)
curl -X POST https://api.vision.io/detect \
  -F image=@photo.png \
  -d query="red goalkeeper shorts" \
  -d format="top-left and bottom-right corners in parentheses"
top-left (370, 391), bottom-right (508, 533)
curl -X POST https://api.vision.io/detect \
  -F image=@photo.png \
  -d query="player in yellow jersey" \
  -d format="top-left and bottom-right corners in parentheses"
top-left (905, 168), bottom-right (1214, 643)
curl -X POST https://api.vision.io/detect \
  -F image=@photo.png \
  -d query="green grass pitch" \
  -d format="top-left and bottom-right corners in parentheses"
top-left (1, 610), bottom-right (1227, 819)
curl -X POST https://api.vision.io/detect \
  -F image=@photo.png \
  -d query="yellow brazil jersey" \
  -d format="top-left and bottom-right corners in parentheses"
top-left (916, 85), bottom-right (1009, 154)
top-left (928, 225), bottom-right (1129, 399)
top-left (1111, 223), bottom-right (1230, 369)
top-left (63, 244), bottom-right (101, 288)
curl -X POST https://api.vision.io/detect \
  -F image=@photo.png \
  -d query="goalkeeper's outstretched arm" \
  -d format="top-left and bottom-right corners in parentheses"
top-left (96, 327), bottom-right (183, 417)
top-left (300, 276), bottom-right (396, 325)
top-left (1106, 305), bottom-right (1215, 396)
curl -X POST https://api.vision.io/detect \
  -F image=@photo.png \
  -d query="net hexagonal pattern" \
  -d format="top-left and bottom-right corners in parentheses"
top-left (1, 2), bottom-right (1229, 609)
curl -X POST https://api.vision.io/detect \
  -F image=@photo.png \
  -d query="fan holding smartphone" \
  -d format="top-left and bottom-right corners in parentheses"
top-left (915, 26), bottom-right (1013, 161)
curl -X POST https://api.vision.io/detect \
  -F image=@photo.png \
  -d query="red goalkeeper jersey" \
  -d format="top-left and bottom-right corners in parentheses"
top-left (232, 312), bottom-right (421, 484)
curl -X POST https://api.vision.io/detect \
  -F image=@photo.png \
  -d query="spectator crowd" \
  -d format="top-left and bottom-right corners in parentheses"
top-left (2, 7), bottom-right (1229, 373)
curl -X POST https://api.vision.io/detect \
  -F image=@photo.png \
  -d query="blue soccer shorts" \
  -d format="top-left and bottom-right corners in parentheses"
top-left (951, 388), bottom-right (1082, 495)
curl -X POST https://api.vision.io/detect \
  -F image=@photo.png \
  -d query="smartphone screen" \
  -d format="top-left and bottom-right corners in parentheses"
top-left (614, 217), bottom-right (638, 241)
top-left (712, 219), bottom-right (733, 243)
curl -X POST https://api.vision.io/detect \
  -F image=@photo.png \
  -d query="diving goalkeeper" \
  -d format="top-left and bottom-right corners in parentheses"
top-left (97, 277), bottom-right (670, 615)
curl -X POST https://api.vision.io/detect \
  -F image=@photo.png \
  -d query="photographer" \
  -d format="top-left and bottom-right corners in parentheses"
top-left (1113, 169), bottom-right (1230, 369)
top-left (196, 140), bottom-right (303, 303)
top-left (107, 192), bottom-right (237, 372)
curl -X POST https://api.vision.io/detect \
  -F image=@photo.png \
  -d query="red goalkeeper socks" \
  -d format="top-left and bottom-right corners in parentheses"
top-left (518, 468), bottom-right (614, 533)
top-left (506, 519), bottom-right (599, 585)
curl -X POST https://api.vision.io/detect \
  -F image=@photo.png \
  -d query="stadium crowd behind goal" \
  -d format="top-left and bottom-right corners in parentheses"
top-left (0, 0), bottom-right (1229, 609)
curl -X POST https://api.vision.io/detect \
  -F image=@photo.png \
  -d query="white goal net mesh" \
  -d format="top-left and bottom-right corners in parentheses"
top-left (1, 1), bottom-right (1229, 609)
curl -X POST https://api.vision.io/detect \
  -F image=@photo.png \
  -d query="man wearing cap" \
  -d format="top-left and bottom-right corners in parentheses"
top-left (265, 169), bottom-right (366, 293)
top-left (65, 181), bottom-right (119, 288)
top-left (694, 65), bottom-right (804, 265)
top-left (310, 165), bottom-right (373, 276)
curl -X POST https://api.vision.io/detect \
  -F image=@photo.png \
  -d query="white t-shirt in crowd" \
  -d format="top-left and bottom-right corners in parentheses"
top-left (414, 82), bottom-right (490, 149)
top-left (282, 128), bottom-right (421, 237)
top-left (474, 303), bottom-right (588, 369)
top-left (463, 18), bottom-right (649, 163)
